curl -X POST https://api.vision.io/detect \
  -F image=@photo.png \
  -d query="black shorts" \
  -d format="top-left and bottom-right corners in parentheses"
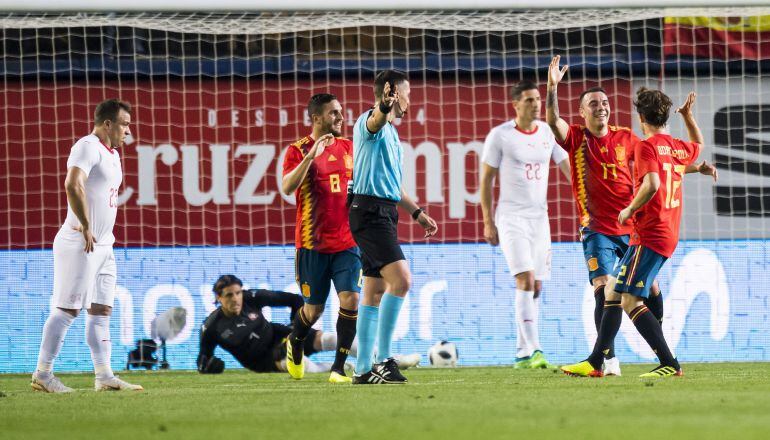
top-left (348, 194), bottom-right (405, 278)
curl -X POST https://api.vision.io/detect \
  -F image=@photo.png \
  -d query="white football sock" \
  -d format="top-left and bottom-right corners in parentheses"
top-left (86, 314), bottom-right (114, 380)
top-left (35, 308), bottom-right (76, 376)
top-left (533, 294), bottom-right (541, 350)
top-left (515, 289), bottom-right (540, 356)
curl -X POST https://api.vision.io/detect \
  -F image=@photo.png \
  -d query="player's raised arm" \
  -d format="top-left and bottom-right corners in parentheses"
top-left (64, 166), bottom-right (96, 252)
top-left (367, 81), bottom-right (398, 134)
top-left (676, 92), bottom-right (704, 145)
top-left (545, 56), bottom-right (570, 143)
top-left (676, 92), bottom-right (718, 181)
top-left (479, 163), bottom-right (499, 246)
top-left (398, 188), bottom-right (438, 238)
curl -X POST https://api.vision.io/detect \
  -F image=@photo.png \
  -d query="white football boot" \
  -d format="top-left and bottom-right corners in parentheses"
top-left (31, 373), bottom-right (74, 393)
top-left (394, 353), bottom-right (421, 370)
top-left (602, 357), bottom-right (622, 376)
top-left (95, 376), bottom-right (144, 391)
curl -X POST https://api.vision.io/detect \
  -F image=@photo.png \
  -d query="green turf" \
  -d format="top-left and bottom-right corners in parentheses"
top-left (1, 363), bottom-right (769, 440)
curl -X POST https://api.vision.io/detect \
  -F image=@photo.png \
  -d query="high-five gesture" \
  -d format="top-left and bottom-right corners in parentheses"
top-left (675, 91), bottom-right (696, 117)
top-left (546, 55), bottom-right (570, 143)
top-left (548, 55), bottom-right (569, 88)
top-left (676, 91), bottom-right (705, 145)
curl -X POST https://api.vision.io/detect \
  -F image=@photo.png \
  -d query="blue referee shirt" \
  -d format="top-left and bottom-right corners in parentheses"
top-left (352, 110), bottom-right (403, 202)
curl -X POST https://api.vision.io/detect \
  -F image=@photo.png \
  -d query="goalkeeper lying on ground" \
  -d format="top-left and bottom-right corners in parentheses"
top-left (197, 275), bottom-right (419, 374)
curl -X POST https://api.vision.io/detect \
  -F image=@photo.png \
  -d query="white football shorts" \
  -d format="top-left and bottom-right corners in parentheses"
top-left (52, 227), bottom-right (117, 310)
top-left (495, 211), bottom-right (552, 280)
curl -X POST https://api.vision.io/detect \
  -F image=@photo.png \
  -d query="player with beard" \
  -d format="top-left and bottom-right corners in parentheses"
top-left (281, 93), bottom-right (362, 383)
top-left (545, 56), bottom-right (663, 376)
top-left (560, 89), bottom-right (716, 378)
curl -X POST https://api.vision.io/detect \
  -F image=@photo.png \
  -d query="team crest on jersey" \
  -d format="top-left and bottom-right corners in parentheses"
top-left (344, 154), bottom-right (353, 169)
top-left (587, 257), bottom-right (599, 272)
top-left (615, 145), bottom-right (626, 163)
top-left (248, 313), bottom-right (257, 321)
top-left (301, 283), bottom-right (311, 298)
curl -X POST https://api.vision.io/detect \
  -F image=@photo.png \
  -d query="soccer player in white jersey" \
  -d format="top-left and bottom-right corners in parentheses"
top-left (31, 99), bottom-right (142, 393)
top-left (480, 81), bottom-right (571, 369)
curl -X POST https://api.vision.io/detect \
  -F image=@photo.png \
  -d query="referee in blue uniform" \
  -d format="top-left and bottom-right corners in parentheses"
top-left (349, 70), bottom-right (438, 384)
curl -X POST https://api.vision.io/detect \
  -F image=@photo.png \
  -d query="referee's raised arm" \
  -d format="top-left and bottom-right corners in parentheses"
top-left (367, 80), bottom-right (398, 134)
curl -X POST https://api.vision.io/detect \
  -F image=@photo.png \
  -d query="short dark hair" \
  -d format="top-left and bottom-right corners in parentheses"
top-left (634, 87), bottom-right (673, 127)
top-left (510, 81), bottom-right (538, 101)
top-left (373, 70), bottom-right (408, 100)
top-left (94, 98), bottom-right (131, 125)
top-left (578, 87), bottom-right (607, 106)
top-left (307, 93), bottom-right (338, 118)
top-left (212, 275), bottom-right (243, 296)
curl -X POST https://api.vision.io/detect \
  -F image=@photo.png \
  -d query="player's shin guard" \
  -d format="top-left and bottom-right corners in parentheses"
top-left (331, 307), bottom-right (357, 374)
top-left (593, 285), bottom-right (615, 359)
top-left (587, 300), bottom-right (622, 369)
top-left (36, 308), bottom-right (76, 375)
top-left (376, 293), bottom-right (404, 363)
top-left (355, 305), bottom-right (378, 374)
top-left (629, 305), bottom-right (678, 368)
top-left (86, 314), bottom-right (114, 380)
top-left (289, 308), bottom-right (313, 362)
top-left (644, 291), bottom-right (664, 323)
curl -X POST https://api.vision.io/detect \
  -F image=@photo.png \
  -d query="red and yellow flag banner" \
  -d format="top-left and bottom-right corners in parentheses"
top-left (664, 16), bottom-right (770, 60)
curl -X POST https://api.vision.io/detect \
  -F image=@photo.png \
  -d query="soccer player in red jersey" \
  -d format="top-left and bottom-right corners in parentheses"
top-left (545, 55), bottom-right (662, 375)
top-left (561, 88), bottom-right (717, 378)
top-left (281, 93), bottom-right (361, 384)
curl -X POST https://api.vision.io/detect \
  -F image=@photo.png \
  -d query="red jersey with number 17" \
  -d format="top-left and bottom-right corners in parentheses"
top-left (282, 135), bottom-right (357, 253)
top-left (631, 133), bottom-right (701, 258)
top-left (558, 124), bottom-right (640, 236)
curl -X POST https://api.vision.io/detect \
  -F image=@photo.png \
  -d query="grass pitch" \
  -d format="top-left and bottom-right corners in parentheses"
top-left (1, 363), bottom-right (769, 440)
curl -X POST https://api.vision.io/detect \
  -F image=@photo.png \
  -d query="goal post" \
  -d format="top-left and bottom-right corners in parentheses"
top-left (1, 6), bottom-right (768, 372)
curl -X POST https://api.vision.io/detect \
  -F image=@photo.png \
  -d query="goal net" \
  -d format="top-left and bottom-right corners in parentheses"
top-left (1, 6), bottom-right (768, 372)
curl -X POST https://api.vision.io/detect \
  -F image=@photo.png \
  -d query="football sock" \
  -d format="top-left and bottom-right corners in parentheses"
top-left (355, 305), bottom-right (379, 374)
top-left (593, 284), bottom-right (615, 359)
top-left (515, 289), bottom-right (539, 357)
top-left (629, 305), bottom-right (679, 368)
top-left (36, 308), bottom-right (76, 376)
top-left (375, 293), bottom-right (404, 363)
top-left (587, 300), bottom-right (622, 369)
top-left (331, 307), bottom-right (357, 373)
top-left (86, 314), bottom-right (114, 380)
top-left (289, 308), bottom-right (313, 362)
top-left (644, 290), bottom-right (664, 323)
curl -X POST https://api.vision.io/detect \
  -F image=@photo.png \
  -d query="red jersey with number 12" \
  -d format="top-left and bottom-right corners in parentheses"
top-left (282, 135), bottom-right (356, 253)
top-left (558, 124), bottom-right (639, 236)
top-left (631, 133), bottom-right (700, 258)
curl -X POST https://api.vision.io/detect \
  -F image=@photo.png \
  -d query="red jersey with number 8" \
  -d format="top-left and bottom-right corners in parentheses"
top-left (283, 135), bottom-right (357, 253)
top-left (558, 124), bottom-right (639, 236)
top-left (631, 133), bottom-right (701, 257)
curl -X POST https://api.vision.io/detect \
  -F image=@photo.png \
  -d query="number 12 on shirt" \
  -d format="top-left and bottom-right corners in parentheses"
top-left (662, 163), bottom-right (686, 209)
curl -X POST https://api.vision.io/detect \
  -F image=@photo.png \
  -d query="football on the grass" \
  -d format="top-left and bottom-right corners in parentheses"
top-left (428, 340), bottom-right (458, 367)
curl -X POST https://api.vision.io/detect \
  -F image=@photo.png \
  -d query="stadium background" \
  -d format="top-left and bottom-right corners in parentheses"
top-left (1, 10), bottom-right (768, 372)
